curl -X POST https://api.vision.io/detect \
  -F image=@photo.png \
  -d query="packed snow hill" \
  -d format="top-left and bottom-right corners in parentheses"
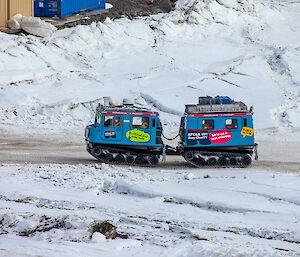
top-left (0, 0), bottom-right (299, 135)
top-left (0, 0), bottom-right (300, 256)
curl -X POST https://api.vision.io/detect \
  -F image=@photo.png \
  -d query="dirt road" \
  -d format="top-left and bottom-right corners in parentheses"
top-left (0, 130), bottom-right (299, 172)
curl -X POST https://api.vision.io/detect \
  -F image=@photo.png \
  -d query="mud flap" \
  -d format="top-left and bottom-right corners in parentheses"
top-left (254, 144), bottom-right (258, 160)
top-left (162, 145), bottom-right (166, 162)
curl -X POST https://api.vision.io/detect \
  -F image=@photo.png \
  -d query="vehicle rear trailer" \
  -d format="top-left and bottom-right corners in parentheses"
top-left (177, 96), bottom-right (258, 168)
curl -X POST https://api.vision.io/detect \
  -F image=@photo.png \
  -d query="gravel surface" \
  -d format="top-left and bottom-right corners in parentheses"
top-left (0, 129), bottom-right (299, 172)
top-left (57, 0), bottom-right (174, 29)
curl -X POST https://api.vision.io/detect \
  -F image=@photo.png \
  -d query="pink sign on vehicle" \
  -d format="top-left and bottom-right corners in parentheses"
top-left (209, 128), bottom-right (232, 144)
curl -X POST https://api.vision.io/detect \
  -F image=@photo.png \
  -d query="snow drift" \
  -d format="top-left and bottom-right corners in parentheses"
top-left (0, 0), bottom-right (299, 136)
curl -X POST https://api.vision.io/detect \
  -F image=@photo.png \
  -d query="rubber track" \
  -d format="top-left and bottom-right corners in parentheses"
top-left (183, 150), bottom-right (252, 168)
top-left (88, 146), bottom-right (160, 167)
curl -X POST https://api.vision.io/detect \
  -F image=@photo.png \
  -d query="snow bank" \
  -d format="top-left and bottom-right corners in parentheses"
top-left (0, 0), bottom-right (300, 137)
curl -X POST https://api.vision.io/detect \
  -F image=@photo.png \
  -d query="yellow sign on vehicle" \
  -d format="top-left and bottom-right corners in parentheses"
top-left (126, 129), bottom-right (150, 142)
top-left (241, 127), bottom-right (253, 138)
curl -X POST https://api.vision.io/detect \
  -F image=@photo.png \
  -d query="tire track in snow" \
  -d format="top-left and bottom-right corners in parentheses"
top-left (105, 179), bottom-right (273, 214)
top-left (232, 190), bottom-right (300, 206)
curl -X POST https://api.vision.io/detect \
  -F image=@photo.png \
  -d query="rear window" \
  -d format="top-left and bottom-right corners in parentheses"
top-left (202, 120), bottom-right (214, 130)
top-left (132, 116), bottom-right (149, 129)
top-left (104, 115), bottom-right (121, 127)
top-left (225, 119), bottom-right (238, 129)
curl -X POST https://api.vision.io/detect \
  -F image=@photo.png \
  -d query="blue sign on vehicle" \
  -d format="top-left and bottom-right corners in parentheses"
top-left (187, 131), bottom-right (211, 145)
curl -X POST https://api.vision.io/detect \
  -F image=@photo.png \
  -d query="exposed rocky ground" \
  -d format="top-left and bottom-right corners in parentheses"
top-left (57, 0), bottom-right (174, 29)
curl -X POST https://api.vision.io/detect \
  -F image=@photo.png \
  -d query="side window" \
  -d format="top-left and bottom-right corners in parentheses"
top-left (132, 116), bottom-right (149, 129)
top-left (225, 119), bottom-right (238, 129)
top-left (180, 117), bottom-right (185, 128)
top-left (244, 118), bottom-right (247, 127)
top-left (104, 115), bottom-right (121, 127)
top-left (202, 120), bottom-right (214, 130)
top-left (152, 119), bottom-right (156, 127)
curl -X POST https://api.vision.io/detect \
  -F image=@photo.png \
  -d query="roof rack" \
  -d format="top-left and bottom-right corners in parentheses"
top-left (185, 96), bottom-right (248, 114)
top-left (99, 104), bottom-right (155, 114)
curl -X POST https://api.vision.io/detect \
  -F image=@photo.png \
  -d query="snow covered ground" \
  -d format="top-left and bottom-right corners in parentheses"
top-left (0, 163), bottom-right (299, 256)
top-left (0, 0), bottom-right (300, 255)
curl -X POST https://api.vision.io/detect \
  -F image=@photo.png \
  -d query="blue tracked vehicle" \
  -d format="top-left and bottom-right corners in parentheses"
top-left (85, 101), bottom-right (164, 166)
top-left (85, 96), bottom-right (258, 167)
top-left (178, 96), bottom-right (258, 167)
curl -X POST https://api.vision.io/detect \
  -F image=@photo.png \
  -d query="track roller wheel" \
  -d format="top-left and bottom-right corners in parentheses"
top-left (115, 154), bottom-right (125, 164)
top-left (126, 155), bottom-right (134, 164)
top-left (99, 152), bottom-right (106, 159)
top-left (218, 157), bottom-right (228, 167)
top-left (207, 157), bottom-right (217, 166)
top-left (241, 155), bottom-right (252, 167)
top-left (185, 151), bottom-right (194, 161)
top-left (149, 156), bottom-right (159, 166)
top-left (104, 153), bottom-right (113, 162)
top-left (194, 157), bottom-right (206, 166)
top-left (92, 146), bottom-right (102, 157)
top-left (229, 157), bottom-right (238, 166)
top-left (135, 155), bottom-right (145, 165)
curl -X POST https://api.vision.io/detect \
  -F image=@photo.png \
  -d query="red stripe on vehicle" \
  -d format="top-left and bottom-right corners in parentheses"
top-left (101, 111), bottom-right (156, 116)
top-left (130, 112), bottom-right (156, 116)
top-left (102, 111), bottom-right (128, 115)
top-left (189, 113), bottom-right (252, 117)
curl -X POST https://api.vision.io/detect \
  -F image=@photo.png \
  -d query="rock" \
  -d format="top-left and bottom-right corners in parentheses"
top-left (90, 221), bottom-right (128, 240)
top-left (91, 221), bottom-right (117, 239)
top-left (156, 0), bottom-right (172, 12)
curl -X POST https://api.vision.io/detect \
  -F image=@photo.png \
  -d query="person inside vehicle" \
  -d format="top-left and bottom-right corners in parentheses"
top-left (113, 116), bottom-right (121, 127)
top-left (141, 117), bottom-right (149, 129)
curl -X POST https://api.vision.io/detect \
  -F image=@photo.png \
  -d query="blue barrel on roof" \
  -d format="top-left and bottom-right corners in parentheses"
top-left (215, 96), bottom-right (232, 104)
top-left (34, 0), bottom-right (105, 18)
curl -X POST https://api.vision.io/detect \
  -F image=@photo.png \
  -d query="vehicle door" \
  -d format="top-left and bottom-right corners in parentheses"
top-left (101, 114), bottom-right (123, 141)
top-left (127, 116), bottom-right (151, 144)
top-left (223, 116), bottom-right (243, 144)
top-left (198, 118), bottom-right (215, 131)
top-left (192, 118), bottom-right (214, 145)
